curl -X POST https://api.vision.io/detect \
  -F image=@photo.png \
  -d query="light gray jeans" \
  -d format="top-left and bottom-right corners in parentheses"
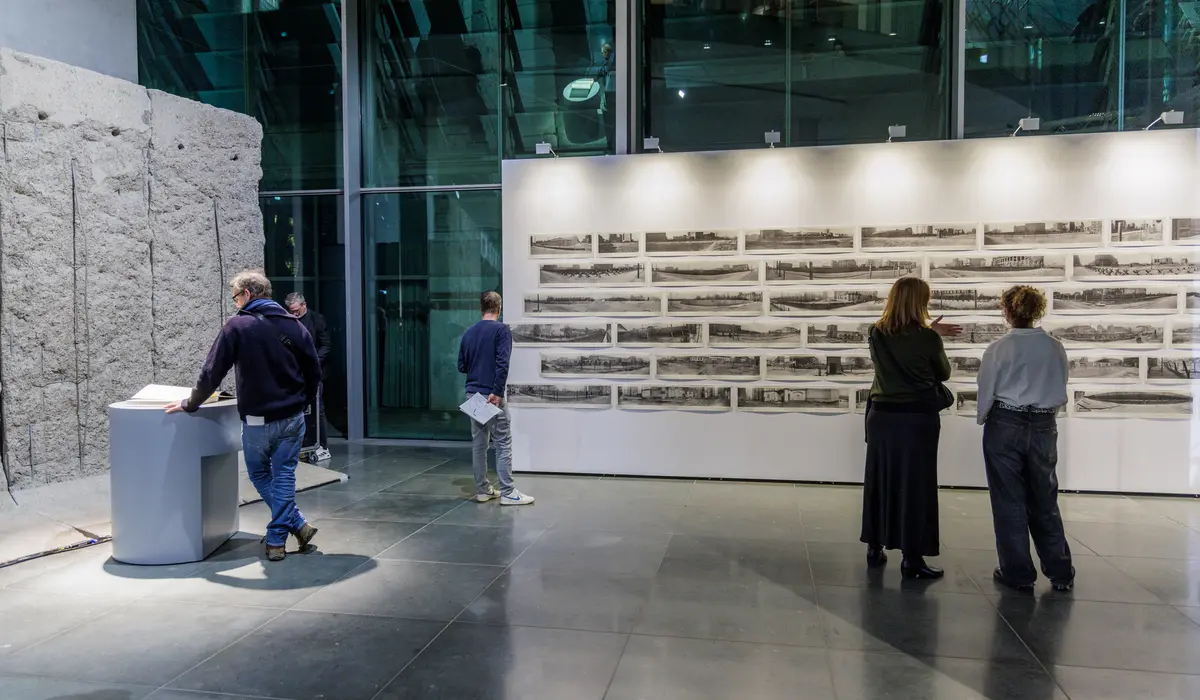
top-left (469, 394), bottom-right (515, 496)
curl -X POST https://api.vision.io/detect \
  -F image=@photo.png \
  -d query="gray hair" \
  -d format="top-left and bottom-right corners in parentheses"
top-left (230, 269), bottom-right (272, 300)
top-left (481, 291), bottom-right (502, 314)
top-left (284, 292), bottom-right (306, 307)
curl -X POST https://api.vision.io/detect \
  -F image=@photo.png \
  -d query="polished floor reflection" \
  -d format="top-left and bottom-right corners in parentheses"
top-left (2, 444), bottom-right (1200, 699)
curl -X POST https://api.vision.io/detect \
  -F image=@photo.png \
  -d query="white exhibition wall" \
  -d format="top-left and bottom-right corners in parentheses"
top-left (501, 129), bottom-right (1200, 494)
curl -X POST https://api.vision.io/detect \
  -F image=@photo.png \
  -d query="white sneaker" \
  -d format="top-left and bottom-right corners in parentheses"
top-left (314, 447), bottom-right (332, 463)
top-left (499, 489), bottom-right (535, 506)
top-left (475, 485), bottom-right (500, 503)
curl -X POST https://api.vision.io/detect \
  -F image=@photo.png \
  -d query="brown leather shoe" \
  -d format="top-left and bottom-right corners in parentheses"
top-left (294, 523), bottom-right (318, 551)
top-left (266, 544), bottom-right (286, 562)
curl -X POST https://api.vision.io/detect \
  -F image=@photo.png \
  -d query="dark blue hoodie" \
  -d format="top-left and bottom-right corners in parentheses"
top-left (183, 298), bottom-right (321, 422)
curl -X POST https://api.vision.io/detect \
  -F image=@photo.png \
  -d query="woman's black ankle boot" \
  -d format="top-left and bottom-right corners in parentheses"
top-left (900, 555), bottom-right (944, 579)
top-left (866, 545), bottom-right (887, 567)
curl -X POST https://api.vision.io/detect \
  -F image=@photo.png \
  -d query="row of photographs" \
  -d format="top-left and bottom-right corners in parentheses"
top-left (525, 286), bottom-right (1200, 317)
top-left (529, 220), bottom-right (1200, 258)
top-left (537, 352), bottom-right (1200, 383)
top-left (505, 383), bottom-right (1193, 418)
top-left (535, 252), bottom-right (1200, 287)
top-left (512, 319), bottom-right (1200, 350)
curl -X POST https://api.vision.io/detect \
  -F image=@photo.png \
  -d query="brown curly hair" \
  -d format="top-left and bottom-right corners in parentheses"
top-left (1000, 285), bottom-right (1047, 328)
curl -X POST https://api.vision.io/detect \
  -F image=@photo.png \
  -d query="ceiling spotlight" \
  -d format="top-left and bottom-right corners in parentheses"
top-left (534, 142), bottom-right (558, 158)
top-left (643, 136), bottom-right (663, 153)
top-left (1024, 25), bottom-right (1034, 30)
top-left (677, 89), bottom-right (686, 98)
top-left (888, 32), bottom-right (897, 37)
top-left (1012, 116), bottom-right (1041, 136)
top-left (886, 124), bottom-right (907, 143)
top-left (827, 36), bottom-right (837, 42)
top-left (764, 130), bottom-right (781, 148)
top-left (1145, 110), bottom-right (1184, 129)
top-left (703, 43), bottom-right (711, 50)
top-left (764, 39), bottom-right (772, 46)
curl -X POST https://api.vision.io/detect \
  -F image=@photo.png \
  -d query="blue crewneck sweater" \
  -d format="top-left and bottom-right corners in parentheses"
top-left (457, 319), bottom-right (512, 396)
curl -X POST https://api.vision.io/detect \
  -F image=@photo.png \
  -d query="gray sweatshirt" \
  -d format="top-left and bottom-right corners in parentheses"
top-left (976, 327), bottom-right (1069, 424)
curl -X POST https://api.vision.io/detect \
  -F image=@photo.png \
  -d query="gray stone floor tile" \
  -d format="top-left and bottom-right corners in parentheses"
top-left (510, 528), bottom-right (672, 577)
top-left (1052, 665), bottom-right (1200, 700)
top-left (460, 568), bottom-right (653, 633)
top-left (1064, 521), bottom-right (1200, 559)
top-left (376, 523), bottom-right (545, 566)
top-left (0, 588), bottom-right (120, 656)
top-left (828, 651), bottom-right (1068, 700)
top-left (147, 551), bottom-right (368, 608)
top-left (1105, 556), bottom-right (1200, 607)
top-left (0, 674), bottom-right (157, 700)
top-left (294, 559), bottom-right (502, 621)
top-left (325, 493), bottom-right (462, 524)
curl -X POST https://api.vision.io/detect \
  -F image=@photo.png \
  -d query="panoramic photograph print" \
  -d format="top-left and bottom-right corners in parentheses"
top-left (655, 354), bottom-right (761, 380)
top-left (666, 291), bottom-right (763, 316)
top-left (764, 354), bottom-right (874, 381)
top-left (539, 353), bottom-right (652, 379)
top-left (1074, 389), bottom-right (1192, 418)
top-left (983, 220), bottom-right (1102, 248)
top-left (529, 233), bottom-right (594, 257)
top-left (1051, 287), bottom-right (1179, 313)
top-left (946, 353), bottom-right (983, 379)
top-left (1072, 253), bottom-right (1200, 280)
top-left (507, 383), bottom-right (612, 408)
top-left (737, 386), bottom-right (850, 413)
top-left (1170, 319), bottom-right (1200, 349)
top-left (805, 322), bottom-right (872, 348)
top-left (1147, 356), bottom-right (1200, 381)
top-left (768, 288), bottom-right (888, 316)
top-left (615, 322), bottom-right (704, 347)
top-left (929, 287), bottom-right (1009, 314)
top-left (1044, 320), bottom-right (1164, 348)
top-left (765, 256), bottom-right (921, 284)
top-left (860, 224), bottom-right (976, 251)
top-left (1110, 219), bottom-right (1165, 245)
top-left (1068, 356), bottom-right (1142, 380)
top-left (955, 390), bottom-right (979, 416)
top-left (928, 254), bottom-right (1067, 282)
top-left (510, 323), bottom-right (612, 346)
top-left (617, 385), bottom-right (732, 411)
top-left (645, 230), bottom-right (739, 255)
top-left (523, 293), bottom-right (662, 316)
top-left (942, 322), bottom-right (1010, 347)
top-left (743, 227), bottom-right (855, 253)
top-left (1172, 218), bottom-right (1200, 244)
top-left (707, 322), bottom-right (805, 348)
top-left (651, 261), bottom-right (760, 286)
top-left (539, 262), bottom-right (647, 286)
top-left (597, 232), bottom-right (641, 256)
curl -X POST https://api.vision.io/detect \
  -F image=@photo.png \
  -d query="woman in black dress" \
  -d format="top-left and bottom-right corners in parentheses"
top-left (861, 277), bottom-right (960, 579)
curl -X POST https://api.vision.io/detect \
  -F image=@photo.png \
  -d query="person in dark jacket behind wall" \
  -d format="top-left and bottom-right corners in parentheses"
top-left (166, 270), bottom-right (322, 562)
top-left (285, 291), bottom-right (332, 462)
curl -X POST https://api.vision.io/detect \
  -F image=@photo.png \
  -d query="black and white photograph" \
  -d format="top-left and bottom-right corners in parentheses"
top-left (955, 390), bottom-right (979, 415)
top-left (617, 385), bottom-right (731, 411)
top-left (768, 288), bottom-right (887, 316)
top-left (928, 254), bottom-right (1067, 282)
top-left (764, 354), bottom-right (874, 380)
top-left (929, 287), bottom-right (1008, 314)
top-left (1052, 287), bottom-right (1178, 313)
top-left (597, 233), bottom-right (641, 256)
top-left (853, 387), bottom-right (872, 413)
top-left (529, 233), bottom-right (594, 257)
top-left (511, 323), bottom-right (612, 346)
top-left (1188, 291), bottom-right (1200, 312)
top-left (539, 353), bottom-right (652, 378)
top-left (651, 261), bottom-right (760, 286)
top-left (942, 322), bottom-right (1009, 346)
top-left (1110, 219), bottom-right (1164, 245)
top-left (737, 386), bottom-right (850, 413)
top-left (708, 322), bottom-right (805, 348)
top-left (860, 224), bottom-right (976, 250)
top-left (744, 227), bottom-right (854, 253)
top-left (1072, 253), bottom-right (1200, 280)
top-left (765, 257), bottom-right (921, 284)
top-left (983, 220), bottom-right (1102, 248)
top-left (615, 322), bottom-right (703, 347)
top-left (1068, 356), bottom-right (1141, 380)
top-left (1074, 389), bottom-right (1192, 418)
top-left (645, 230), bottom-right (739, 255)
top-left (1172, 218), bottom-right (1200, 244)
top-left (1044, 320), bottom-right (1164, 348)
top-left (805, 322), bottom-right (871, 347)
top-left (539, 262), bottom-right (646, 287)
top-left (1170, 320), bottom-right (1200, 349)
top-left (947, 354), bottom-right (983, 379)
top-left (1147, 356), bottom-right (1200, 381)
top-left (655, 354), bottom-right (761, 380)
top-left (523, 293), bottom-right (661, 316)
top-left (506, 383), bottom-right (612, 408)
top-left (667, 291), bottom-right (763, 316)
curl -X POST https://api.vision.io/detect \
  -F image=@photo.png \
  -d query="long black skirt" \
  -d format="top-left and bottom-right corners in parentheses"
top-left (860, 409), bottom-right (941, 557)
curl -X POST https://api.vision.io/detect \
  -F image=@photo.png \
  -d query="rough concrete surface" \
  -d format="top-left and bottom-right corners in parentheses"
top-left (0, 49), bottom-right (264, 486)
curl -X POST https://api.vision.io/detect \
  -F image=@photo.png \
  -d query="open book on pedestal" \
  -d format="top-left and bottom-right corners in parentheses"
top-left (122, 385), bottom-right (227, 408)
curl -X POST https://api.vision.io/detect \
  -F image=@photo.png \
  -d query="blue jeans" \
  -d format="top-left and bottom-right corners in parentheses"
top-left (983, 407), bottom-right (1074, 586)
top-left (468, 394), bottom-right (515, 496)
top-left (243, 413), bottom-right (307, 547)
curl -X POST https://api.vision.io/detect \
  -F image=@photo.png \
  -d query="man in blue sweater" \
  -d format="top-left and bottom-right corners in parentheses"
top-left (457, 292), bottom-right (535, 505)
top-left (166, 270), bottom-right (323, 561)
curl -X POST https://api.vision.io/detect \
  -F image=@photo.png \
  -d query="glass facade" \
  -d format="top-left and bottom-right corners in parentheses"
top-left (137, 1), bottom-right (1199, 441)
top-left (363, 190), bottom-right (502, 439)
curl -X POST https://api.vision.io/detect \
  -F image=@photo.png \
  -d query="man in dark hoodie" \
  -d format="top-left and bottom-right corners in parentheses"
top-left (166, 270), bottom-right (322, 561)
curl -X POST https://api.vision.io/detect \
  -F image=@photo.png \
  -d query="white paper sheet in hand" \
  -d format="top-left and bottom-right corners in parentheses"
top-left (459, 392), bottom-right (502, 425)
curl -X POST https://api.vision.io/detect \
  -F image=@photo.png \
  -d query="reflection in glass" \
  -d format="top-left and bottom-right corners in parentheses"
top-left (964, 1), bottom-right (1199, 136)
top-left (364, 191), bottom-right (502, 439)
top-left (137, 0), bottom-right (344, 190)
top-left (501, 1), bottom-right (616, 157)
top-left (261, 194), bottom-right (347, 435)
top-left (640, 1), bottom-right (950, 152)
top-left (361, 0), bottom-right (502, 187)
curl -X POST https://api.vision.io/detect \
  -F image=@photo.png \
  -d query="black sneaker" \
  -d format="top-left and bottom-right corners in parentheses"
top-left (993, 567), bottom-right (1034, 592)
top-left (1051, 580), bottom-right (1074, 592)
